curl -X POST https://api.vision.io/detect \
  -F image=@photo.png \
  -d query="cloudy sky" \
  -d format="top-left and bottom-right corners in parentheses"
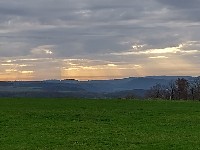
top-left (0, 0), bottom-right (200, 80)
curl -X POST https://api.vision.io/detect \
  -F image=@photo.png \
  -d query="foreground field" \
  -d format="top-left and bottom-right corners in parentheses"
top-left (1, 98), bottom-right (200, 149)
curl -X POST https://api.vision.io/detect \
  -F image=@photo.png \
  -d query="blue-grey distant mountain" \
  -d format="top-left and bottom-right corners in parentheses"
top-left (0, 76), bottom-right (198, 98)
top-left (79, 77), bottom-right (169, 92)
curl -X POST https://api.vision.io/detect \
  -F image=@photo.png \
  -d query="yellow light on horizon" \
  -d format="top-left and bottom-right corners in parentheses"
top-left (20, 71), bottom-right (34, 74)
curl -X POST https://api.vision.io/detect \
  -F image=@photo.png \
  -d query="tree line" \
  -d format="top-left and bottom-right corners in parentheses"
top-left (147, 77), bottom-right (200, 100)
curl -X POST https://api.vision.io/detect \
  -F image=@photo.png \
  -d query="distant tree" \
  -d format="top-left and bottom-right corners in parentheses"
top-left (147, 83), bottom-right (164, 99)
top-left (175, 78), bottom-right (189, 100)
top-left (147, 78), bottom-right (200, 101)
top-left (167, 80), bottom-right (176, 100)
top-left (190, 77), bottom-right (200, 100)
top-left (189, 83), bottom-right (195, 100)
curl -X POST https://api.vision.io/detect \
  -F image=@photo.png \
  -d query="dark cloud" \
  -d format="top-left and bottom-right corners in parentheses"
top-left (157, 0), bottom-right (200, 9)
top-left (0, 0), bottom-right (200, 79)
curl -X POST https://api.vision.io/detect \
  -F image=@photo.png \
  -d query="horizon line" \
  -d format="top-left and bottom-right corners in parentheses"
top-left (0, 75), bottom-right (199, 82)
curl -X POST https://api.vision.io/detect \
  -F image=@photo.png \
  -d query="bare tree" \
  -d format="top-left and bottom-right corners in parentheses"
top-left (147, 78), bottom-right (200, 101)
top-left (175, 78), bottom-right (189, 100)
top-left (189, 83), bottom-right (195, 100)
top-left (147, 83), bottom-right (166, 99)
top-left (191, 77), bottom-right (200, 100)
top-left (168, 80), bottom-right (176, 100)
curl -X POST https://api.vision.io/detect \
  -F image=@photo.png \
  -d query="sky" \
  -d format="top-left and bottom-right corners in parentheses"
top-left (0, 0), bottom-right (200, 81)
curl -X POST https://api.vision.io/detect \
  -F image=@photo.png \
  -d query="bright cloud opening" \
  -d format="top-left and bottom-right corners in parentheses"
top-left (149, 56), bottom-right (168, 59)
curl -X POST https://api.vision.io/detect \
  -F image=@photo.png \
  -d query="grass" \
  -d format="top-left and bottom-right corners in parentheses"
top-left (1, 98), bottom-right (200, 149)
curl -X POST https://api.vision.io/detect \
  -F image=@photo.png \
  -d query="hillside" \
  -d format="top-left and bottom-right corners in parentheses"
top-left (0, 76), bottom-right (197, 98)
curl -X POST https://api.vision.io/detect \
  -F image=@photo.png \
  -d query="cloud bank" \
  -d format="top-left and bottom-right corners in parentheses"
top-left (0, 0), bottom-right (200, 80)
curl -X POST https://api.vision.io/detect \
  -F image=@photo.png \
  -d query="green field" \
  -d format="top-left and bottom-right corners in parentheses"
top-left (1, 98), bottom-right (200, 149)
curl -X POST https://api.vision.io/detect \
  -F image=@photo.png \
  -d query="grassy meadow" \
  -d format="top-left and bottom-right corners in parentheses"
top-left (1, 98), bottom-right (200, 149)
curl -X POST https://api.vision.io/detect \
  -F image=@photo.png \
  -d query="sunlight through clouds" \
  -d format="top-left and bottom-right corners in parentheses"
top-left (0, 0), bottom-right (200, 80)
top-left (107, 64), bottom-right (117, 67)
top-left (31, 45), bottom-right (54, 56)
top-left (20, 71), bottom-right (34, 74)
top-left (111, 44), bottom-right (183, 56)
top-left (149, 56), bottom-right (168, 59)
top-left (61, 59), bottom-right (144, 80)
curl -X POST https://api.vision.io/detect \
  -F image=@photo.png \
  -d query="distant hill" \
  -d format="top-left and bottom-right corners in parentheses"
top-left (0, 76), bottom-right (197, 98)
